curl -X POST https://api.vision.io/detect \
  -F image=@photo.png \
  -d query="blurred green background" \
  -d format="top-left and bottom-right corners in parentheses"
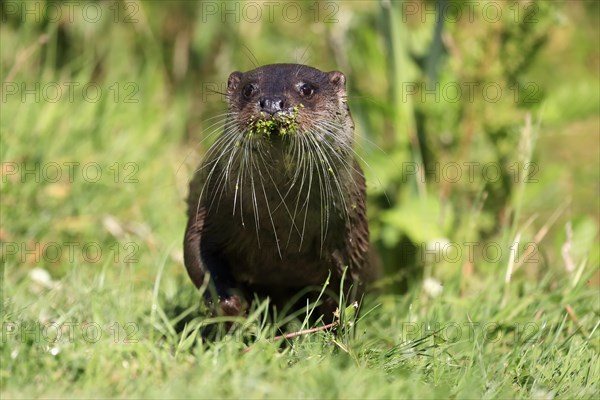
top-left (1, 1), bottom-right (599, 397)
top-left (2, 0), bottom-right (597, 288)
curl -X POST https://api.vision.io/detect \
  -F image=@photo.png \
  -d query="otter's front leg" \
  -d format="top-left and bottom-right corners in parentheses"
top-left (183, 209), bottom-right (244, 317)
top-left (199, 248), bottom-right (245, 317)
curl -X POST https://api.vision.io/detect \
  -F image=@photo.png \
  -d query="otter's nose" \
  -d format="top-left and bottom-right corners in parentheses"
top-left (258, 96), bottom-right (286, 115)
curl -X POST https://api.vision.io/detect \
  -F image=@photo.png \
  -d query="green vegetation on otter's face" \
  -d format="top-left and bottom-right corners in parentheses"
top-left (248, 104), bottom-right (303, 137)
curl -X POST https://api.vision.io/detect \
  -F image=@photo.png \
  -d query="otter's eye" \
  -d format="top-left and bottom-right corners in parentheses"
top-left (298, 83), bottom-right (315, 97)
top-left (242, 84), bottom-right (256, 99)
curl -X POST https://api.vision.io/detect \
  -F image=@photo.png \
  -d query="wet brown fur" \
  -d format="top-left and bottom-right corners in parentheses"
top-left (184, 64), bottom-right (377, 321)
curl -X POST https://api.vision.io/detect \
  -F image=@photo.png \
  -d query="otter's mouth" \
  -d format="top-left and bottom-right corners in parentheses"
top-left (247, 105), bottom-right (303, 138)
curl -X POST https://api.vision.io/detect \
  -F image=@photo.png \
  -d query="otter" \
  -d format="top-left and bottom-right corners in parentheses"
top-left (183, 64), bottom-right (376, 321)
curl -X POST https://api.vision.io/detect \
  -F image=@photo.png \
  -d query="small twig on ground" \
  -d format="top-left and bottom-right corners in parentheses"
top-left (242, 322), bottom-right (338, 354)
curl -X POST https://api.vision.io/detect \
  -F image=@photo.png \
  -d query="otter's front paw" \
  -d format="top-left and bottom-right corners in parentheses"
top-left (220, 295), bottom-right (244, 316)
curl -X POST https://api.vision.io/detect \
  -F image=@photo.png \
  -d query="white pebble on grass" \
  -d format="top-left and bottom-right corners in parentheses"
top-left (423, 277), bottom-right (443, 298)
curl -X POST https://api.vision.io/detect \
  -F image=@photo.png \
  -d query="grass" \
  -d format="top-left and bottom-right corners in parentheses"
top-left (2, 258), bottom-right (598, 398)
top-left (1, 1), bottom-right (599, 399)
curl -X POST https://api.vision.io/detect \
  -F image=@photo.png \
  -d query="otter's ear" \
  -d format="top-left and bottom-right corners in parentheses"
top-left (328, 71), bottom-right (346, 90)
top-left (227, 71), bottom-right (243, 93)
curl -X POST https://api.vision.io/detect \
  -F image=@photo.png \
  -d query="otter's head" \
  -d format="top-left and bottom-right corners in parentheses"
top-left (226, 64), bottom-right (353, 146)
top-left (201, 65), bottom-right (358, 237)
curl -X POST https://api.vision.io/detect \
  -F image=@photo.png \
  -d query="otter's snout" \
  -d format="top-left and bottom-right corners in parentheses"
top-left (259, 96), bottom-right (286, 115)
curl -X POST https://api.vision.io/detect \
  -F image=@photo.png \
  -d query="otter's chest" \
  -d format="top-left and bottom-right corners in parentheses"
top-left (208, 180), bottom-right (347, 287)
